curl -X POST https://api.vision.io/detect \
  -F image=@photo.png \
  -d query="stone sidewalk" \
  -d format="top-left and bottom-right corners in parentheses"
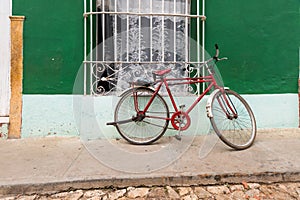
top-left (4, 182), bottom-right (300, 199)
top-left (0, 128), bottom-right (299, 196)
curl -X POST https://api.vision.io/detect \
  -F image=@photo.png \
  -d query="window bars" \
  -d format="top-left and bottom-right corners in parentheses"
top-left (83, 0), bottom-right (206, 96)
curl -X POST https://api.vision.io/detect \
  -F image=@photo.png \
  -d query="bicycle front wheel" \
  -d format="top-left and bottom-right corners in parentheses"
top-left (210, 89), bottom-right (256, 150)
top-left (115, 87), bottom-right (169, 145)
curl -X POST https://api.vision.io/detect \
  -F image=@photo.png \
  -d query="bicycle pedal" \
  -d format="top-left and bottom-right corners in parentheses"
top-left (174, 134), bottom-right (182, 141)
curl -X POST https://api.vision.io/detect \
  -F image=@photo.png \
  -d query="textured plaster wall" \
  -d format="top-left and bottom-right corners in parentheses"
top-left (12, 0), bottom-right (300, 94)
top-left (13, 0), bottom-right (300, 137)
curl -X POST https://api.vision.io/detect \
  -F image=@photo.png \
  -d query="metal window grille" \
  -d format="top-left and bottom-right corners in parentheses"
top-left (83, 0), bottom-right (206, 96)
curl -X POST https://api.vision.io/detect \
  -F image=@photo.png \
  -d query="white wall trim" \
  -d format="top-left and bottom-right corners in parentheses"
top-left (0, 0), bottom-right (12, 118)
top-left (0, 117), bottom-right (10, 124)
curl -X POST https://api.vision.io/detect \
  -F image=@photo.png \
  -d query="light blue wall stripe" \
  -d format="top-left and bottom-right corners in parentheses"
top-left (21, 94), bottom-right (298, 138)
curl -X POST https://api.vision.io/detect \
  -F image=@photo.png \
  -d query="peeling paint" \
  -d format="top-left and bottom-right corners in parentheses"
top-left (0, 124), bottom-right (8, 139)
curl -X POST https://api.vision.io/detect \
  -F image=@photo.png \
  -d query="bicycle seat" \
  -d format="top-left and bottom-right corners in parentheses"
top-left (129, 78), bottom-right (153, 87)
top-left (152, 68), bottom-right (171, 76)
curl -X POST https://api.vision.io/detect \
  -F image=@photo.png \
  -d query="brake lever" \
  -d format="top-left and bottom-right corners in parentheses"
top-left (216, 57), bottom-right (228, 62)
top-left (219, 57), bottom-right (228, 61)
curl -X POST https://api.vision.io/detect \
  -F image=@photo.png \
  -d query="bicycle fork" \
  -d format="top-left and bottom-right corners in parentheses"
top-left (217, 92), bottom-right (238, 120)
top-left (206, 88), bottom-right (238, 119)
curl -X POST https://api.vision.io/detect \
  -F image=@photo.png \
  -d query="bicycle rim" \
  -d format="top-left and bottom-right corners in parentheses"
top-left (115, 87), bottom-right (169, 145)
top-left (210, 89), bottom-right (256, 150)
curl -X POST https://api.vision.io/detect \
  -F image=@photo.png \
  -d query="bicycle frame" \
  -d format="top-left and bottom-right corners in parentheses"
top-left (133, 67), bottom-right (223, 122)
top-left (129, 52), bottom-right (241, 127)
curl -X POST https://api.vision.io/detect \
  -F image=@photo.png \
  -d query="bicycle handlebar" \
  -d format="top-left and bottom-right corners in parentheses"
top-left (214, 44), bottom-right (219, 58)
top-left (213, 44), bottom-right (227, 62)
top-left (183, 44), bottom-right (227, 71)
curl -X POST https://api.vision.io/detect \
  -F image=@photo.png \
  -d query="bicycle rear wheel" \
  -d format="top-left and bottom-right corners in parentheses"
top-left (210, 89), bottom-right (256, 150)
top-left (115, 87), bottom-right (169, 145)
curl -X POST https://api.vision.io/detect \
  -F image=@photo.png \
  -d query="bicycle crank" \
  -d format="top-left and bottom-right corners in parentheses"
top-left (171, 111), bottom-right (191, 131)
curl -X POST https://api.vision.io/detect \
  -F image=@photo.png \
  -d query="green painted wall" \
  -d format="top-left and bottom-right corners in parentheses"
top-left (13, 0), bottom-right (299, 94)
top-left (13, 0), bottom-right (83, 94)
top-left (205, 0), bottom-right (299, 94)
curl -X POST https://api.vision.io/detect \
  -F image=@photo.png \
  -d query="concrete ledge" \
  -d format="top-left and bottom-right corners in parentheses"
top-left (0, 129), bottom-right (299, 196)
top-left (1, 171), bottom-right (299, 196)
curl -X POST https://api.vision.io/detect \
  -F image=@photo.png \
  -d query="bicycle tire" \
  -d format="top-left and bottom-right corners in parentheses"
top-left (115, 87), bottom-right (169, 145)
top-left (209, 89), bottom-right (256, 150)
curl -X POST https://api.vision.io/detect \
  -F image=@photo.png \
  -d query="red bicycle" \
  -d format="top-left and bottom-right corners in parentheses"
top-left (107, 45), bottom-right (256, 150)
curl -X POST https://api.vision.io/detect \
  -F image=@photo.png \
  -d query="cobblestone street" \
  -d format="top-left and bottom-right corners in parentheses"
top-left (2, 182), bottom-right (299, 200)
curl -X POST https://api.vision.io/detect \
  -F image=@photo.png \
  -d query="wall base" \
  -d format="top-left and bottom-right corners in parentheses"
top-left (21, 94), bottom-right (299, 138)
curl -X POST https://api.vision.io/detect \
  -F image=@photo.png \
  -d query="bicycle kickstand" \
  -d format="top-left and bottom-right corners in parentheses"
top-left (174, 105), bottom-right (185, 141)
top-left (174, 133), bottom-right (182, 141)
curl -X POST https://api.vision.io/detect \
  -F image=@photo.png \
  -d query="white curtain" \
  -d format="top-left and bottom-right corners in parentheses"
top-left (97, 0), bottom-right (190, 93)
top-left (97, 0), bottom-right (188, 14)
